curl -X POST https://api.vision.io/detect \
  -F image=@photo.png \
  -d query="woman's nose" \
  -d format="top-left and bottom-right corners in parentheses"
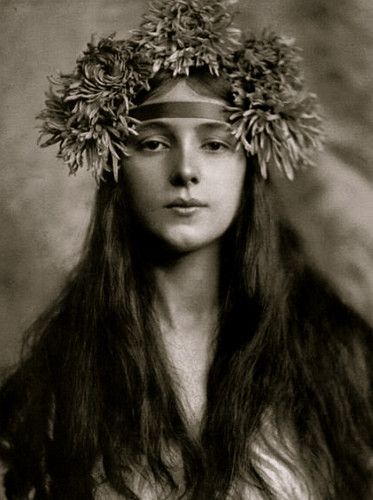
top-left (168, 145), bottom-right (200, 187)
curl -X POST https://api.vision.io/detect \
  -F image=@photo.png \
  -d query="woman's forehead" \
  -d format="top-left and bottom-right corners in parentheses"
top-left (143, 79), bottom-right (227, 105)
top-left (130, 79), bottom-right (231, 124)
top-left (129, 78), bottom-right (235, 134)
top-left (131, 101), bottom-right (231, 123)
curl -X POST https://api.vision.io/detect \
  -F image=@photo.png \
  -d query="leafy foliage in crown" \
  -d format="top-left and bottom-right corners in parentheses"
top-left (37, 0), bottom-right (323, 184)
top-left (131, 0), bottom-right (241, 76)
top-left (229, 31), bottom-right (323, 179)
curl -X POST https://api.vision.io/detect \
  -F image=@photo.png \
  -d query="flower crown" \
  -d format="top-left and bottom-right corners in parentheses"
top-left (37, 0), bottom-right (323, 184)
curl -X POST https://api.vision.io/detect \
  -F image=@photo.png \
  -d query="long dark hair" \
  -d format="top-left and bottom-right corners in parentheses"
top-left (0, 71), bottom-right (372, 500)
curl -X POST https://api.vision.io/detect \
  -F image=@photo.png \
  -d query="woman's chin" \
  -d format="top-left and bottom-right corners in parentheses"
top-left (161, 238), bottom-right (211, 255)
top-left (152, 230), bottom-right (220, 256)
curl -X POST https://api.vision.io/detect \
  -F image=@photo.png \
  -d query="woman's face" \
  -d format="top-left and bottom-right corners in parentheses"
top-left (123, 80), bottom-right (246, 253)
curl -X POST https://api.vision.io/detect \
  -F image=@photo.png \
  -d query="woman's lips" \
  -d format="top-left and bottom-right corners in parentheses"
top-left (165, 198), bottom-right (207, 216)
top-left (165, 197), bottom-right (207, 208)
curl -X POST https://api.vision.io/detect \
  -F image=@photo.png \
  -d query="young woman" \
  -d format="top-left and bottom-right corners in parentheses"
top-left (0, 1), bottom-right (372, 498)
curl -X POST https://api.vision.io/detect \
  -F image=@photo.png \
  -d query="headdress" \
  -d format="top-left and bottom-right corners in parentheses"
top-left (37, 0), bottom-right (323, 184)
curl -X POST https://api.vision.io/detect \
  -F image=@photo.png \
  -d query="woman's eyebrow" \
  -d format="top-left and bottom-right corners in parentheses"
top-left (135, 122), bottom-right (172, 133)
top-left (195, 122), bottom-right (231, 133)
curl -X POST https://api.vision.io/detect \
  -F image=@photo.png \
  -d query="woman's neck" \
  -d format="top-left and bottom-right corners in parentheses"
top-left (151, 242), bottom-right (220, 338)
top-left (151, 242), bottom-right (221, 430)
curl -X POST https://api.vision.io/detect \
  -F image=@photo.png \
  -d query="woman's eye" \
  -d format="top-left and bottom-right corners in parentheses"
top-left (202, 141), bottom-right (229, 152)
top-left (139, 140), bottom-right (169, 152)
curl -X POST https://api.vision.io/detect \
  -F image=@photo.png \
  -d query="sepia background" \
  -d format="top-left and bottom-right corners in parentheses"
top-left (1, 0), bottom-right (372, 367)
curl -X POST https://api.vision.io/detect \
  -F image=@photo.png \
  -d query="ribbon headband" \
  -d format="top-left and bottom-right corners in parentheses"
top-left (130, 101), bottom-right (231, 122)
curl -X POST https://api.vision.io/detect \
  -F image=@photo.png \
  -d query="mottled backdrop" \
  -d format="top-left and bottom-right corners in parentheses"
top-left (1, 0), bottom-right (372, 367)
